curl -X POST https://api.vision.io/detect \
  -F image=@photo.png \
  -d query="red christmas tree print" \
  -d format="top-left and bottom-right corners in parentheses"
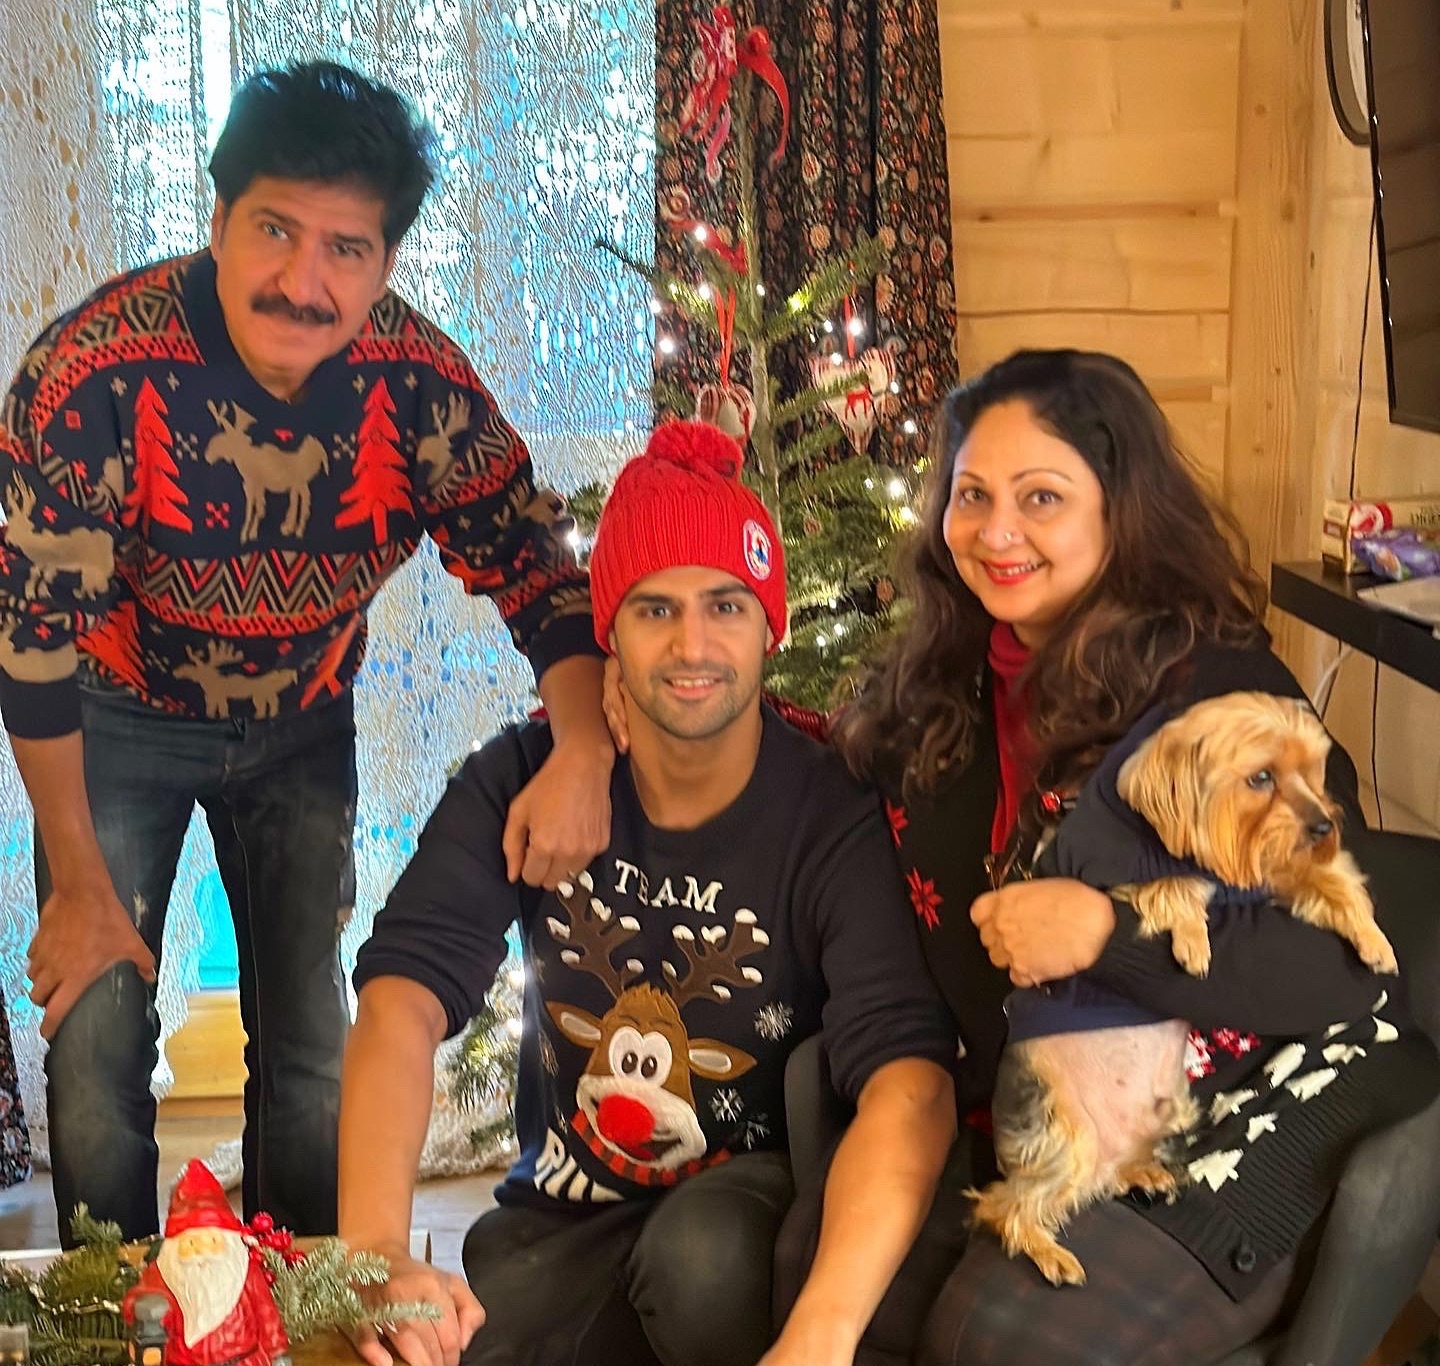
top-left (300, 617), bottom-right (360, 708)
top-left (78, 601), bottom-right (145, 691)
top-left (336, 379), bottom-right (411, 541)
top-left (123, 379), bottom-right (192, 532)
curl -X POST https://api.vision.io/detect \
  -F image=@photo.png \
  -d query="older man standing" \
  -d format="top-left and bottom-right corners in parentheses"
top-left (0, 60), bottom-right (613, 1242)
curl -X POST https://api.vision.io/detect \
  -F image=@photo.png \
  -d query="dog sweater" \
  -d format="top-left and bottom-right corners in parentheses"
top-left (0, 251), bottom-right (597, 738)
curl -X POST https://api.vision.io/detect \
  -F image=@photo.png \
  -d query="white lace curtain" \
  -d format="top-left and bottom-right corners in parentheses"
top-left (0, 0), bottom-right (655, 1160)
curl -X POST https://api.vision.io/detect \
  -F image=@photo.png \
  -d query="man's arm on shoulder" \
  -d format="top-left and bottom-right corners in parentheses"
top-left (762, 1057), bottom-right (954, 1366)
top-left (415, 370), bottom-right (612, 888)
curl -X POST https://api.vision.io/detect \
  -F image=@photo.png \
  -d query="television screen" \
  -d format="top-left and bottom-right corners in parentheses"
top-left (1366, 0), bottom-right (1440, 433)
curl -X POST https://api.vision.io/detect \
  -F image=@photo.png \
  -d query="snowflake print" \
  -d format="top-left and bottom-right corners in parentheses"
top-left (710, 1088), bottom-right (744, 1123)
top-left (753, 1003), bottom-right (794, 1042)
top-left (742, 1113), bottom-right (771, 1150)
top-left (885, 799), bottom-right (908, 848)
top-left (906, 868), bottom-right (943, 930)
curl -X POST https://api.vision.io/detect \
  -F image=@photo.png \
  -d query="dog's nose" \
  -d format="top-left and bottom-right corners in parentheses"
top-left (1307, 818), bottom-right (1333, 842)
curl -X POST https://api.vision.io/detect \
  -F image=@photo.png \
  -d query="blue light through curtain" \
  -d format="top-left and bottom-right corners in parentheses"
top-left (0, 0), bottom-right (654, 1152)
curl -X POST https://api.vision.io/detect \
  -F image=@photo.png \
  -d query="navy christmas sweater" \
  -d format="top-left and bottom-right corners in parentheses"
top-left (354, 708), bottom-right (957, 1207)
top-left (0, 251), bottom-right (597, 738)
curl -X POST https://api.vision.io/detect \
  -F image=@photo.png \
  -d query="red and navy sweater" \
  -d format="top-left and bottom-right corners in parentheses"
top-left (0, 251), bottom-right (598, 738)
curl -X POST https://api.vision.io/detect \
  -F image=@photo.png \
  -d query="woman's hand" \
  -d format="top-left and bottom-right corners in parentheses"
top-left (970, 879), bottom-right (1116, 986)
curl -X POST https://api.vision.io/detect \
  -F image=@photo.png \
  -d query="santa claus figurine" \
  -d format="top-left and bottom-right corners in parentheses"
top-left (124, 1161), bottom-right (291, 1366)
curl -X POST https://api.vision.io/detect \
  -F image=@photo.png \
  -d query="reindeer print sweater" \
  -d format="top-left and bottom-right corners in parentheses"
top-left (0, 251), bottom-right (596, 737)
top-left (355, 707), bottom-right (958, 1208)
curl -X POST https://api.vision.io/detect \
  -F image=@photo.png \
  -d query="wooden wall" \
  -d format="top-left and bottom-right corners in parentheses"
top-left (936, 0), bottom-right (1440, 833)
top-left (938, 0), bottom-right (1243, 491)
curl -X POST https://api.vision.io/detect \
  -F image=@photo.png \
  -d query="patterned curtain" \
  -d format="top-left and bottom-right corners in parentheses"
top-left (653, 0), bottom-right (957, 463)
top-left (0, 0), bottom-right (655, 1165)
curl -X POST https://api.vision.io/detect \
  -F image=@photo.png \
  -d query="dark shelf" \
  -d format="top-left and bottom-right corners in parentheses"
top-left (1271, 561), bottom-right (1440, 693)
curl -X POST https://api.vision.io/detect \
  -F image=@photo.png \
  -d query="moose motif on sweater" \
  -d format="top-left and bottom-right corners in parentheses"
top-left (174, 640), bottom-right (297, 718)
top-left (204, 401), bottom-right (330, 540)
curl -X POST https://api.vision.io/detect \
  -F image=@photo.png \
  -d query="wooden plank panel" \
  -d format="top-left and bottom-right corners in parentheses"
top-left (940, 22), bottom-right (1240, 209)
top-left (957, 312), bottom-right (1230, 388)
top-left (937, 0), bottom-right (1244, 27)
top-left (952, 217), bottom-right (1233, 313)
top-left (948, 132), bottom-right (1236, 212)
top-left (1163, 398), bottom-right (1230, 488)
top-left (941, 27), bottom-right (1239, 138)
top-left (166, 990), bottom-right (246, 1100)
top-left (1223, 0), bottom-right (1317, 575)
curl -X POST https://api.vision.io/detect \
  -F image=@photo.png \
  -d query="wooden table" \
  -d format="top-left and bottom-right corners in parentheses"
top-left (1270, 560), bottom-right (1440, 693)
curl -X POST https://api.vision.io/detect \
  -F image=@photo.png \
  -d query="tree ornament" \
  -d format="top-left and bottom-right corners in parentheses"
top-left (695, 383), bottom-right (757, 443)
top-left (876, 577), bottom-right (896, 608)
top-left (802, 513), bottom-right (823, 537)
top-left (122, 1163), bottom-right (290, 1366)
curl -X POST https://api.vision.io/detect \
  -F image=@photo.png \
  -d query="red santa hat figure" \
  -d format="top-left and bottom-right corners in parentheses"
top-left (125, 1161), bottom-right (290, 1366)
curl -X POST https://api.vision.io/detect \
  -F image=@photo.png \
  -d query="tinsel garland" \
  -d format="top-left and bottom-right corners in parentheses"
top-left (0, 1209), bottom-right (438, 1366)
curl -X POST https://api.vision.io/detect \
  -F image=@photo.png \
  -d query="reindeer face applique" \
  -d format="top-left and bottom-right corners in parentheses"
top-left (544, 871), bottom-right (768, 1178)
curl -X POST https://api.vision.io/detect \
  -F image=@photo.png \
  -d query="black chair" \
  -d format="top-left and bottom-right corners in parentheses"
top-left (782, 828), bottom-right (1440, 1366)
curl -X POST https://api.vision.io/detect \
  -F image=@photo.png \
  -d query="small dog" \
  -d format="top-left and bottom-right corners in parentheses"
top-left (971, 691), bottom-right (1397, 1288)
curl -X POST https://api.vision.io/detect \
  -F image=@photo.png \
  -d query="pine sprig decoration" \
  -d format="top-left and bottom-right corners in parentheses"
top-left (261, 1242), bottom-right (438, 1345)
top-left (0, 1207), bottom-right (139, 1366)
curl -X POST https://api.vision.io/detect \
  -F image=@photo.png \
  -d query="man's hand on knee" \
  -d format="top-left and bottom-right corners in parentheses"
top-left (27, 885), bottom-right (156, 1040)
top-left (350, 1251), bottom-right (484, 1366)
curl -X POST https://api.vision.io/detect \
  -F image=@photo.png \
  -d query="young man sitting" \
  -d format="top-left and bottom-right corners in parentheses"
top-left (337, 420), bottom-right (957, 1366)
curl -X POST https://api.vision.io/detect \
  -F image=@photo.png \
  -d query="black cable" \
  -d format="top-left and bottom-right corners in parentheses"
top-left (1347, 201), bottom-right (1378, 499)
top-left (1370, 659), bottom-right (1384, 831)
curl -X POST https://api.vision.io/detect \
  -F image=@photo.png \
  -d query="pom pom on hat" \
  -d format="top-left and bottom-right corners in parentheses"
top-left (589, 420), bottom-right (786, 652)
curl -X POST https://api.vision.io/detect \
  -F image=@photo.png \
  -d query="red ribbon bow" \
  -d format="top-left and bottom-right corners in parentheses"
top-left (679, 5), bottom-right (791, 184)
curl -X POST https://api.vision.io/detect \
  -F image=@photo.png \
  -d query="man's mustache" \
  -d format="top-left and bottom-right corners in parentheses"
top-left (250, 294), bottom-right (337, 326)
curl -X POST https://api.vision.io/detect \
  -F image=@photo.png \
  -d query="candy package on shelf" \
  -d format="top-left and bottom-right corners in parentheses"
top-left (1351, 526), bottom-right (1440, 581)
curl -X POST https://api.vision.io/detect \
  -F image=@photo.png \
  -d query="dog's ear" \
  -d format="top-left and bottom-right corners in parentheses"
top-left (1117, 714), bottom-right (1207, 858)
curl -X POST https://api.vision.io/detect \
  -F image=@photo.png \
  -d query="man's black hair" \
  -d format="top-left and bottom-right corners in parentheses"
top-left (209, 60), bottom-right (438, 248)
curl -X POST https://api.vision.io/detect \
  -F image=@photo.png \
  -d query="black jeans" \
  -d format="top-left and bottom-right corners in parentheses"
top-left (39, 685), bottom-right (353, 1243)
top-left (461, 1152), bottom-right (794, 1366)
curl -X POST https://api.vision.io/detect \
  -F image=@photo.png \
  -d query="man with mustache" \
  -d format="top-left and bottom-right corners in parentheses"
top-left (0, 61), bottom-right (613, 1244)
top-left (339, 420), bottom-right (958, 1366)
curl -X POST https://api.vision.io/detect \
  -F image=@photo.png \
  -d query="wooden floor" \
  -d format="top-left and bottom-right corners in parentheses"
top-left (0, 1109), bottom-right (499, 1273)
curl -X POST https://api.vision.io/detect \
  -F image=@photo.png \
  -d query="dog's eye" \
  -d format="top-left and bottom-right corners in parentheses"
top-left (1247, 769), bottom-right (1274, 790)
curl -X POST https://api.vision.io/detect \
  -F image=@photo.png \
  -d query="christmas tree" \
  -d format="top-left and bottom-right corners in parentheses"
top-left (337, 379), bottom-right (410, 541)
top-left (123, 379), bottom-right (191, 533)
top-left (596, 3), bottom-right (921, 710)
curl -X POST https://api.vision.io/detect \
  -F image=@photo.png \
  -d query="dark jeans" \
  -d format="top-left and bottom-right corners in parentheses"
top-left (460, 1152), bottom-right (794, 1366)
top-left (39, 685), bottom-right (354, 1244)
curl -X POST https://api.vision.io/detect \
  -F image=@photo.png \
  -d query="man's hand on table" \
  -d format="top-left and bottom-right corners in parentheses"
top-left (347, 1250), bottom-right (483, 1366)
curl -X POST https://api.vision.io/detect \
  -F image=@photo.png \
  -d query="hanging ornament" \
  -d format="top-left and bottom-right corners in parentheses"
top-left (876, 577), bottom-right (896, 608)
top-left (802, 513), bottom-right (823, 537)
top-left (679, 5), bottom-right (791, 183)
top-left (695, 285), bottom-right (755, 444)
top-left (696, 382), bottom-right (757, 442)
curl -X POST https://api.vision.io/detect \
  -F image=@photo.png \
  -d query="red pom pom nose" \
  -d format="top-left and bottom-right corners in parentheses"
top-left (596, 1093), bottom-right (657, 1154)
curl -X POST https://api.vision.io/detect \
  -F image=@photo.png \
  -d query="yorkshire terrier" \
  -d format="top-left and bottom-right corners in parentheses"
top-left (970, 690), bottom-right (1397, 1287)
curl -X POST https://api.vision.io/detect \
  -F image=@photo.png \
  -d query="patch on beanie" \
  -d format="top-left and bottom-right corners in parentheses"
top-left (743, 518), bottom-right (774, 581)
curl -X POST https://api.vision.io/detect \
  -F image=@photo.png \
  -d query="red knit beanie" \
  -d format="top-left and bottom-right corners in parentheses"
top-left (589, 420), bottom-right (787, 653)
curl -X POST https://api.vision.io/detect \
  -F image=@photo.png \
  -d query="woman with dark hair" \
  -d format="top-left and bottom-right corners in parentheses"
top-left (776, 349), bottom-right (1440, 1364)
